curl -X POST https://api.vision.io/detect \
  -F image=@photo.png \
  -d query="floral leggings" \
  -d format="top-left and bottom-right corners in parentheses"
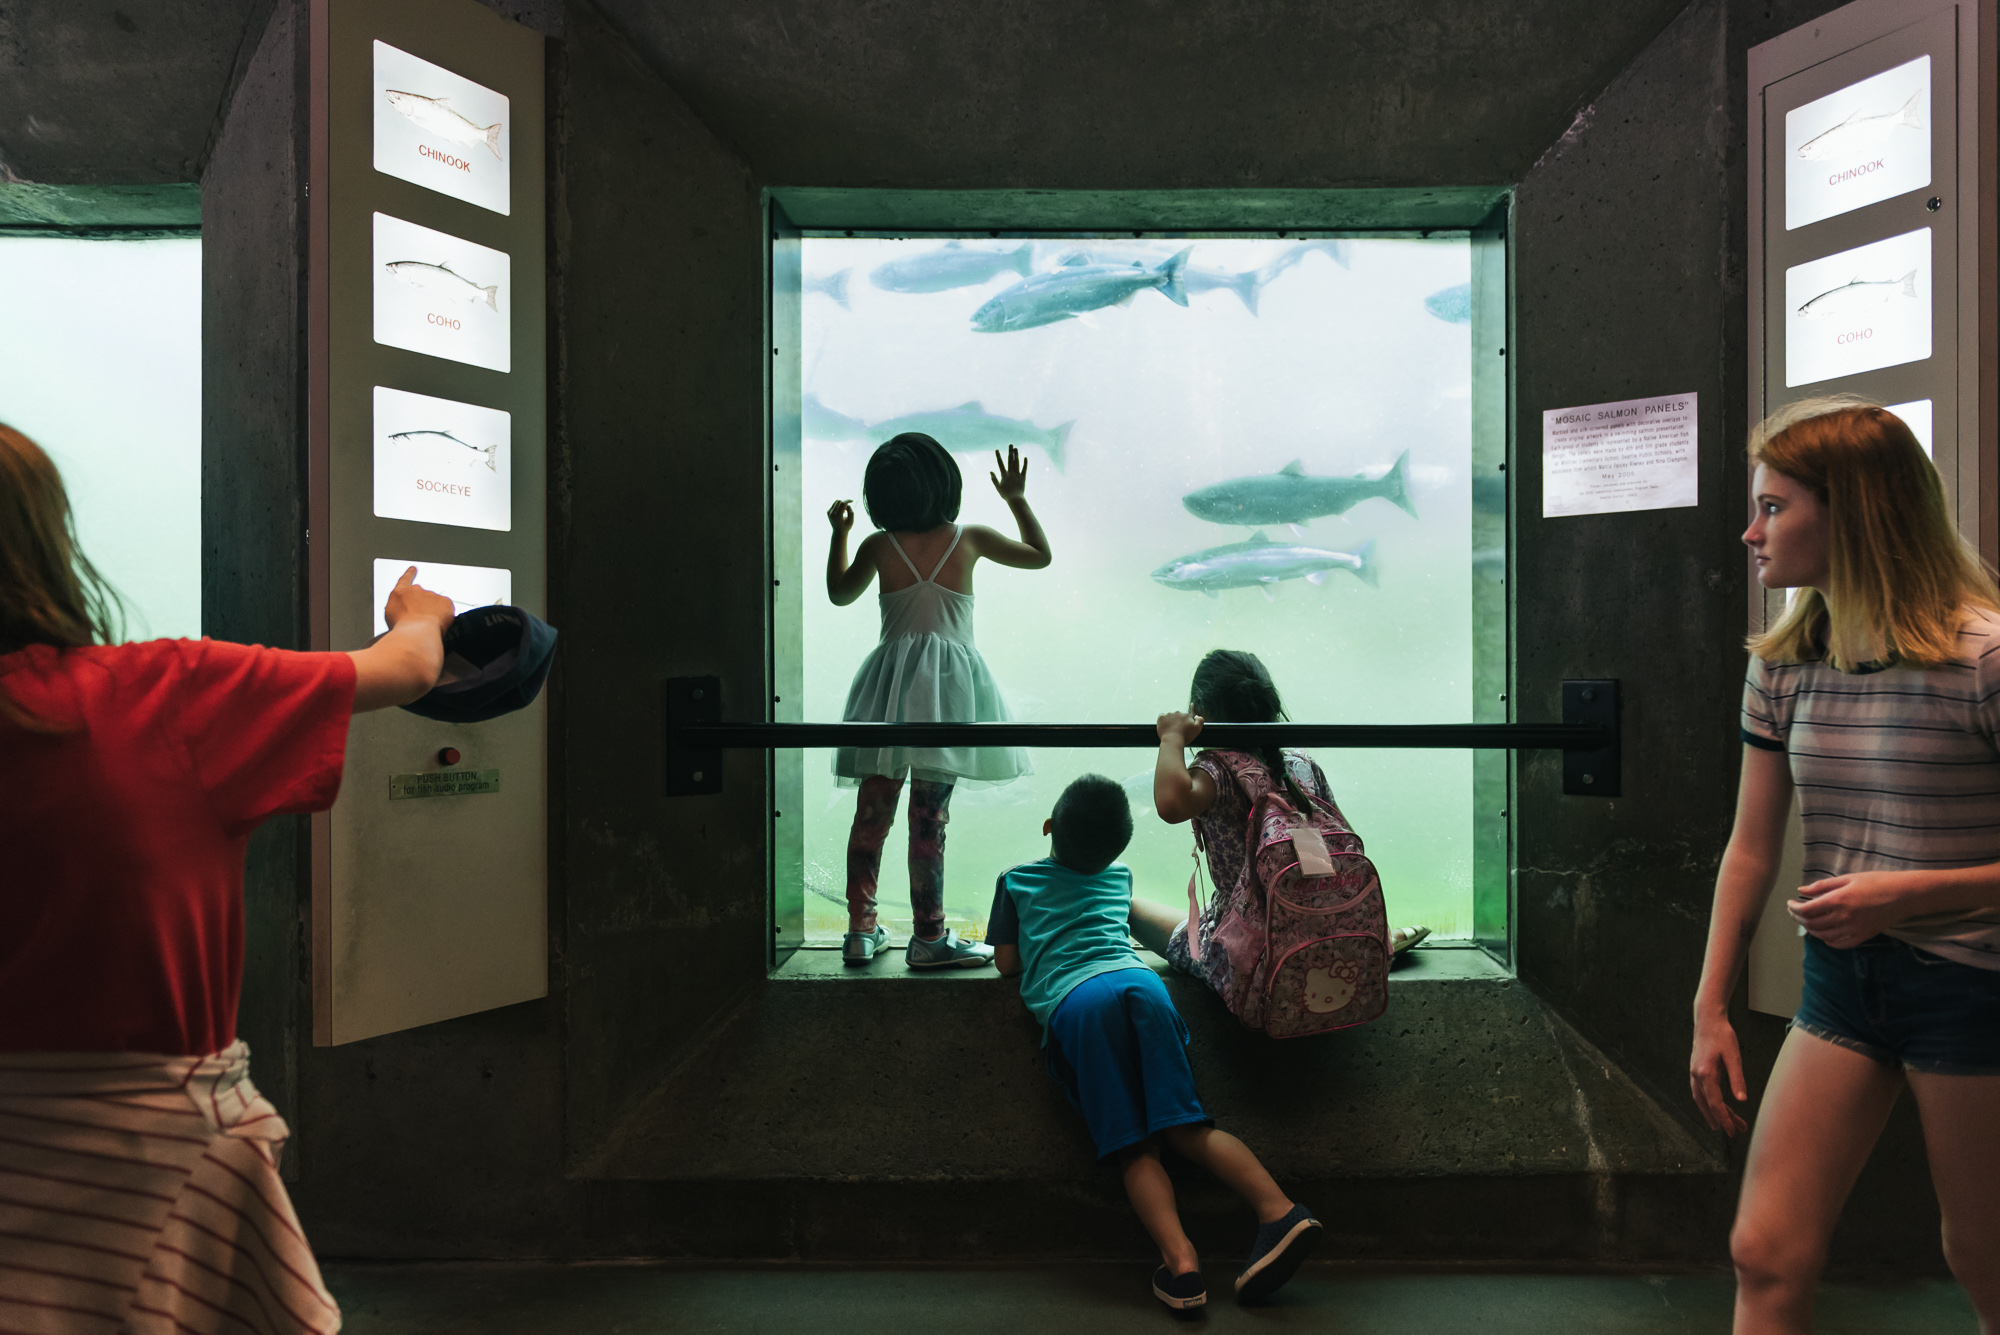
top-left (846, 775), bottom-right (954, 939)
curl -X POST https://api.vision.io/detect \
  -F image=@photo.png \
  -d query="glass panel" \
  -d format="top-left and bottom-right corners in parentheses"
top-left (372, 212), bottom-right (511, 371)
top-left (372, 386), bottom-right (512, 530)
top-left (1885, 398), bottom-right (1933, 455)
top-left (373, 39), bottom-right (513, 216)
top-left (791, 232), bottom-right (1487, 945)
top-left (1784, 227), bottom-right (1931, 388)
top-left (369, 557), bottom-right (510, 633)
top-left (1784, 55), bottom-right (1930, 231)
top-left (770, 205), bottom-right (806, 965)
top-left (0, 236), bottom-right (202, 641)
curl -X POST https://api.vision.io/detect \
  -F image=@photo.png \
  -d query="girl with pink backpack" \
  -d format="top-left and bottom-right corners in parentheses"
top-left (1129, 650), bottom-right (1429, 1036)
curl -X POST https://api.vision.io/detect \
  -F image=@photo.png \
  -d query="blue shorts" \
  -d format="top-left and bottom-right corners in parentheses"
top-left (1045, 967), bottom-right (1211, 1161)
top-left (1793, 934), bottom-right (2000, 1076)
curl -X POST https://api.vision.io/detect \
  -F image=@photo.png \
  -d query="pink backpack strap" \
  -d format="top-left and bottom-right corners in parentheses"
top-left (1199, 749), bottom-right (1269, 797)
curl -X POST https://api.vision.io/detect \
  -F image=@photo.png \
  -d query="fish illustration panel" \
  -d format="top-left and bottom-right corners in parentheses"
top-left (372, 386), bottom-right (512, 531)
top-left (1783, 227), bottom-right (1930, 388)
top-left (372, 212), bottom-right (511, 373)
top-left (1784, 56), bottom-right (1929, 231)
top-left (371, 557), bottom-right (512, 635)
top-left (372, 41), bottom-right (511, 216)
top-left (794, 234), bottom-right (1480, 944)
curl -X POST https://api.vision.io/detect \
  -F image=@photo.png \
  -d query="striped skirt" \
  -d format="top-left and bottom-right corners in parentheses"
top-left (0, 1043), bottom-right (340, 1334)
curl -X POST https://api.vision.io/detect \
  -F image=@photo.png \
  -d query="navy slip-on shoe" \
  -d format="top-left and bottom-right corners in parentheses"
top-left (1151, 1266), bottom-right (1206, 1310)
top-left (1234, 1204), bottom-right (1321, 1302)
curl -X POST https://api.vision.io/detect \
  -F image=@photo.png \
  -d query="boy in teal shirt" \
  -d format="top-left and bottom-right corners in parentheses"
top-left (988, 774), bottom-right (1321, 1311)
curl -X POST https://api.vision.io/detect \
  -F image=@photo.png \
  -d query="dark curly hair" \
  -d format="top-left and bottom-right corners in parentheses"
top-left (862, 433), bottom-right (961, 532)
top-left (1050, 773), bottom-right (1135, 875)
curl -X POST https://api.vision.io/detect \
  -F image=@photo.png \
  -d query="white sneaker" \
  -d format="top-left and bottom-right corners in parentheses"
top-left (904, 929), bottom-right (995, 970)
top-left (842, 925), bottom-right (890, 966)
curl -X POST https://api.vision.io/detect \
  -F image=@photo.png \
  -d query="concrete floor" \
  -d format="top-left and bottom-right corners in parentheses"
top-left (323, 1263), bottom-right (1977, 1333)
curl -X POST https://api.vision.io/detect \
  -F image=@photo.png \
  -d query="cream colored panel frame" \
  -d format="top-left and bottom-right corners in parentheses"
top-left (1745, 0), bottom-right (1998, 1016)
top-left (309, 0), bottom-right (548, 1045)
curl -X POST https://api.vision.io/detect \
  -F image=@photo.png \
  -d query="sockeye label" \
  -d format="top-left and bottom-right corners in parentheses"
top-left (416, 479), bottom-right (474, 496)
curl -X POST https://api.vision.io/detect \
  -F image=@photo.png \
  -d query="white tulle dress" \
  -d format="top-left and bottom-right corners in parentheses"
top-left (835, 526), bottom-right (1031, 788)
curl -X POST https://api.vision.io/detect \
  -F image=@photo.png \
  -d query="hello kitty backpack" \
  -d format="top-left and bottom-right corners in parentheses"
top-left (1185, 751), bottom-right (1390, 1038)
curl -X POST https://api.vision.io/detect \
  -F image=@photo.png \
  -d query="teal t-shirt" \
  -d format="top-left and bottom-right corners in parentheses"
top-left (987, 859), bottom-right (1149, 1039)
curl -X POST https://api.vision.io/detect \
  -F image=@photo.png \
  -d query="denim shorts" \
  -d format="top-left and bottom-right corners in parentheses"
top-left (1793, 934), bottom-right (2000, 1076)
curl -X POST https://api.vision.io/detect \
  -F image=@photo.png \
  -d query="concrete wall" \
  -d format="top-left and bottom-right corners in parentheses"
top-left (201, 0), bottom-right (309, 1146)
top-left (591, 0), bottom-right (1690, 191)
top-left (1, 1), bottom-right (275, 184)
top-left (546, 0), bottom-right (767, 1165)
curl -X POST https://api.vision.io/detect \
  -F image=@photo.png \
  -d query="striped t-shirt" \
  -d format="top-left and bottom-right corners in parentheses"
top-left (1741, 604), bottom-right (2000, 969)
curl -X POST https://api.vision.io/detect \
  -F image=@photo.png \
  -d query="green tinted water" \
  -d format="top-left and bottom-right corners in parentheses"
top-left (796, 236), bottom-right (1483, 942)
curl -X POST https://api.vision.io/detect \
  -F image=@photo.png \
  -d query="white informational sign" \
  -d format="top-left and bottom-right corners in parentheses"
top-left (371, 558), bottom-right (513, 635)
top-left (1543, 392), bottom-right (1699, 518)
top-left (1785, 56), bottom-right (1929, 230)
top-left (1784, 228), bottom-right (1930, 388)
top-left (372, 41), bottom-right (510, 215)
top-left (1884, 398), bottom-right (1934, 457)
top-left (372, 212), bottom-right (511, 372)
top-left (372, 386), bottom-right (512, 531)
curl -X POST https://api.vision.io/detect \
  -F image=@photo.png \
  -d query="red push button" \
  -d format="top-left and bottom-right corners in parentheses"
top-left (438, 748), bottom-right (461, 766)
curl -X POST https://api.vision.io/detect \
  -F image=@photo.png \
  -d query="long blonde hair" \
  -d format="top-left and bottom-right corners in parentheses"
top-left (0, 424), bottom-right (124, 727)
top-left (1747, 397), bottom-right (1998, 669)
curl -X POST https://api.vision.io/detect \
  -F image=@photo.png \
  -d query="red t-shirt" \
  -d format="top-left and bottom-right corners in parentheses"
top-left (0, 638), bottom-right (355, 1055)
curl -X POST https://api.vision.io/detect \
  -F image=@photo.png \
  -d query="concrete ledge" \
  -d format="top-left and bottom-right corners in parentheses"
top-left (577, 949), bottom-right (1719, 1181)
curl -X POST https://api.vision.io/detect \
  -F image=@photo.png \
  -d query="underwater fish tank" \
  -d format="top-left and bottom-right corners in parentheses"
top-left (772, 227), bottom-right (1507, 951)
top-left (0, 236), bottom-right (203, 643)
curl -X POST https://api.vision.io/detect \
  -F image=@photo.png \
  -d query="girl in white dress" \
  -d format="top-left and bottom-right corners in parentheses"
top-left (826, 435), bottom-right (1051, 968)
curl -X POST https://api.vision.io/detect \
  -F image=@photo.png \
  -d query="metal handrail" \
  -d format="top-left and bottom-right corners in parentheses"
top-left (677, 721), bottom-right (1608, 750)
top-left (664, 677), bottom-right (1621, 797)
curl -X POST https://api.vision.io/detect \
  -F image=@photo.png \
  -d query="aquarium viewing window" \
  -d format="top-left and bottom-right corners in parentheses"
top-left (0, 235), bottom-right (202, 643)
top-left (773, 228), bottom-right (1506, 952)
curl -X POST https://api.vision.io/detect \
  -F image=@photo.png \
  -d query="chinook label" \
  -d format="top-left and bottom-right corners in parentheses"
top-left (419, 144), bottom-right (474, 173)
top-left (1830, 159), bottom-right (1885, 186)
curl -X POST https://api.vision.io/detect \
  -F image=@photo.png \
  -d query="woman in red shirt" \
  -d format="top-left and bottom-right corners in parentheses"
top-left (0, 423), bottom-right (454, 1334)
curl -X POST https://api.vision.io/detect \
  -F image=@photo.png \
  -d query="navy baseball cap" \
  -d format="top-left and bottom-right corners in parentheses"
top-left (401, 605), bottom-right (559, 724)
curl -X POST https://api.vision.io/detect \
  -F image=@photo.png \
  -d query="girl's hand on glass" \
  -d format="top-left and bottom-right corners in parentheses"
top-left (1786, 871), bottom-right (1913, 949)
top-left (1157, 711), bottom-right (1203, 747)
top-left (991, 445), bottom-right (1029, 502)
top-left (1689, 1010), bottom-right (1749, 1137)
top-left (827, 499), bottom-right (855, 535)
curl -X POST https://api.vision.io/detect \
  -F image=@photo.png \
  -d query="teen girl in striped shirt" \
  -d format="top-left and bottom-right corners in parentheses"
top-left (1690, 400), bottom-right (2000, 1334)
